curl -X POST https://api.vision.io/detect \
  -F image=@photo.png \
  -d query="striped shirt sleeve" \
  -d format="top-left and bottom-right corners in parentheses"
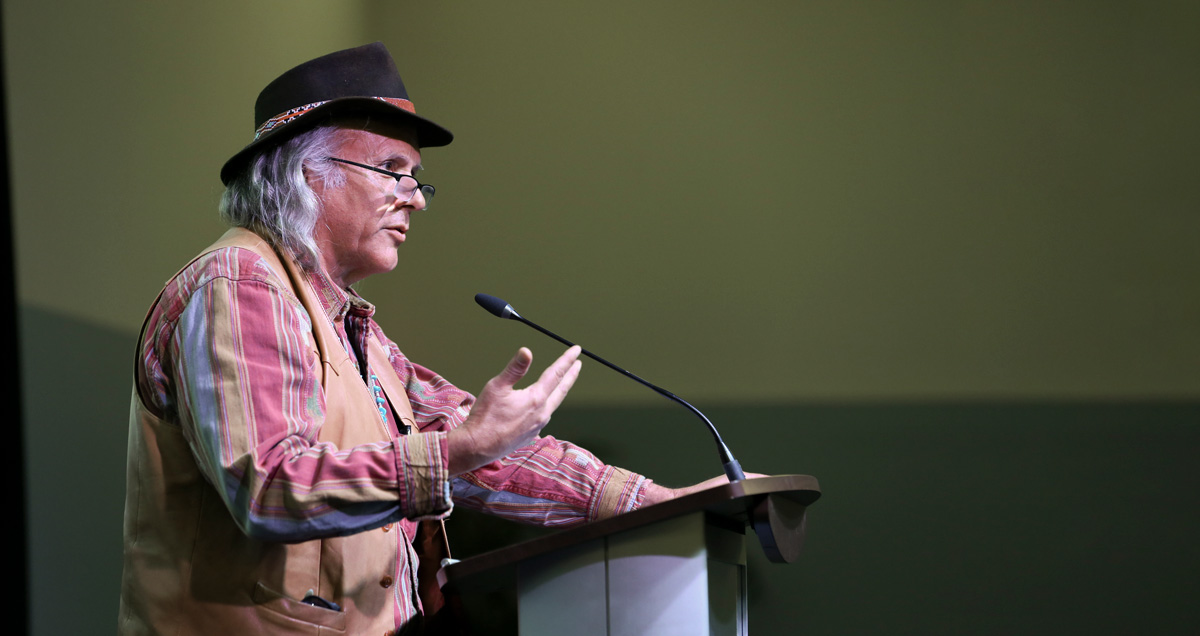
top-left (148, 250), bottom-right (450, 542)
top-left (379, 333), bottom-right (650, 527)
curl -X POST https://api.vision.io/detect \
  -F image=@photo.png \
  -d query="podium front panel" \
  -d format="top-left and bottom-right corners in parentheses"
top-left (516, 511), bottom-right (747, 635)
top-left (518, 539), bottom-right (607, 636)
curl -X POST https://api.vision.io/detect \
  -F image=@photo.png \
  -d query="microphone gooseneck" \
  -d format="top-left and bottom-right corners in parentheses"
top-left (473, 293), bottom-right (746, 482)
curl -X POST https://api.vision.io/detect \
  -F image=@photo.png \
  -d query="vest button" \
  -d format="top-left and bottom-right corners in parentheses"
top-left (380, 575), bottom-right (394, 588)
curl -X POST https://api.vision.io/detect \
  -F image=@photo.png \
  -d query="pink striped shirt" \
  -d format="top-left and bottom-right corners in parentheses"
top-left (136, 244), bottom-right (648, 628)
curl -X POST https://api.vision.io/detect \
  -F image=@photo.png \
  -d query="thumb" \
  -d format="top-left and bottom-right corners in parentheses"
top-left (494, 347), bottom-right (533, 387)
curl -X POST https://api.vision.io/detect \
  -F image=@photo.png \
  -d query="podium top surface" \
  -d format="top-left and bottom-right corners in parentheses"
top-left (442, 474), bottom-right (820, 584)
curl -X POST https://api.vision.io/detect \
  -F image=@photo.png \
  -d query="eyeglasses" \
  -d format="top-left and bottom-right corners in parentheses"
top-left (327, 157), bottom-right (436, 210)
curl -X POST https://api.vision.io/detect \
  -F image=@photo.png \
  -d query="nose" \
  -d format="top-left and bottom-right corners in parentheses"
top-left (393, 180), bottom-right (428, 211)
top-left (390, 186), bottom-right (426, 212)
top-left (407, 187), bottom-right (428, 211)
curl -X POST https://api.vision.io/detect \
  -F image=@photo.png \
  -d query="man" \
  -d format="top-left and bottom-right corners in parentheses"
top-left (120, 43), bottom-right (716, 635)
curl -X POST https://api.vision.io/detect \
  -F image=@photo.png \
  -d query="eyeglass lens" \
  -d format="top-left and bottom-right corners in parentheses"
top-left (394, 177), bottom-right (435, 209)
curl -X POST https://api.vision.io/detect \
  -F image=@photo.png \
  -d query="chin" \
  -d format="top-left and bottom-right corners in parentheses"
top-left (372, 251), bottom-right (400, 275)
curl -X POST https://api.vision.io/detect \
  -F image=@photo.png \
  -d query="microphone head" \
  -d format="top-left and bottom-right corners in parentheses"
top-left (475, 293), bottom-right (519, 320)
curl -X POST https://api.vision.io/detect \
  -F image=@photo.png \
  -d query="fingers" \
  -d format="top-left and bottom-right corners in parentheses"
top-left (534, 345), bottom-right (582, 387)
top-left (458, 346), bottom-right (583, 474)
top-left (486, 345), bottom-right (581, 424)
top-left (494, 347), bottom-right (534, 388)
top-left (543, 358), bottom-right (583, 414)
top-left (531, 345), bottom-right (582, 405)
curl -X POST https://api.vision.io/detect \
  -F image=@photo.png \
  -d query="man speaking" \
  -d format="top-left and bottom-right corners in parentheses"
top-left (119, 43), bottom-right (721, 635)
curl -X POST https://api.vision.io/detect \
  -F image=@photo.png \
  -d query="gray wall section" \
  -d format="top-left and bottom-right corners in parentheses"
top-left (450, 402), bottom-right (1200, 634)
top-left (21, 306), bottom-right (132, 635)
top-left (26, 303), bottom-right (1192, 634)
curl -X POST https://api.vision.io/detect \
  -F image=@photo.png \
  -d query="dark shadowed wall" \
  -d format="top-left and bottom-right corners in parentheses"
top-left (6, 1), bottom-right (1198, 634)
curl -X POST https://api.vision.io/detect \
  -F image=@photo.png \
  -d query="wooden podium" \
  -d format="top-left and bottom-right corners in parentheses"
top-left (439, 475), bottom-right (820, 635)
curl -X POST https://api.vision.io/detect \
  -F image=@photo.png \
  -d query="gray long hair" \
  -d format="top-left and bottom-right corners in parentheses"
top-left (219, 126), bottom-right (347, 269)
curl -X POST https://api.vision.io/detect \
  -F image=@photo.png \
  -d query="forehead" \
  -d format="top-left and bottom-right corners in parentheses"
top-left (332, 123), bottom-right (422, 163)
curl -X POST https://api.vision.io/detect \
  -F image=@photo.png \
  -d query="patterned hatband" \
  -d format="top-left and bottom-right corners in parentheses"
top-left (253, 96), bottom-right (417, 140)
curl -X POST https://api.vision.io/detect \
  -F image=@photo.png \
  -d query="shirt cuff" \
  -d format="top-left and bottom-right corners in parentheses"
top-left (588, 466), bottom-right (648, 522)
top-left (395, 430), bottom-right (454, 520)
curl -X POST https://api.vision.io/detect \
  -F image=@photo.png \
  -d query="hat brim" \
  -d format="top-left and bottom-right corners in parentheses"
top-left (219, 96), bottom-right (453, 185)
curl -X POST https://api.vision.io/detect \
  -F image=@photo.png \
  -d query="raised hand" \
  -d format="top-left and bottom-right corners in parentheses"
top-left (447, 346), bottom-right (583, 476)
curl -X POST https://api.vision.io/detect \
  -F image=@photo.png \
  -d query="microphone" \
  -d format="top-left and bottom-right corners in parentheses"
top-left (474, 293), bottom-right (746, 482)
top-left (475, 293), bottom-right (520, 320)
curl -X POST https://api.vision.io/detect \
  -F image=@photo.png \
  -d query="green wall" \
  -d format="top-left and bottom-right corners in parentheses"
top-left (366, 1), bottom-right (1200, 403)
top-left (6, 1), bottom-right (1198, 634)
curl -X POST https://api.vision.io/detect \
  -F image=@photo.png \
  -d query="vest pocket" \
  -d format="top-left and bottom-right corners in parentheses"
top-left (252, 581), bottom-right (348, 632)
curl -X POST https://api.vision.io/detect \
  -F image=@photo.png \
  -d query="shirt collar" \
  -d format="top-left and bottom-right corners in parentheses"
top-left (305, 264), bottom-right (376, 323)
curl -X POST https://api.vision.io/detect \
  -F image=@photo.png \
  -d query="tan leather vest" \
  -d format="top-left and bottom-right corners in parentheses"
top-left (120, 228), bottom-right (424, 635)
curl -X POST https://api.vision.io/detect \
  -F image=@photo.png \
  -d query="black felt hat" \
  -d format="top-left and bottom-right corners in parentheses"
top-left (220, 42), bottom-right (453, 185)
